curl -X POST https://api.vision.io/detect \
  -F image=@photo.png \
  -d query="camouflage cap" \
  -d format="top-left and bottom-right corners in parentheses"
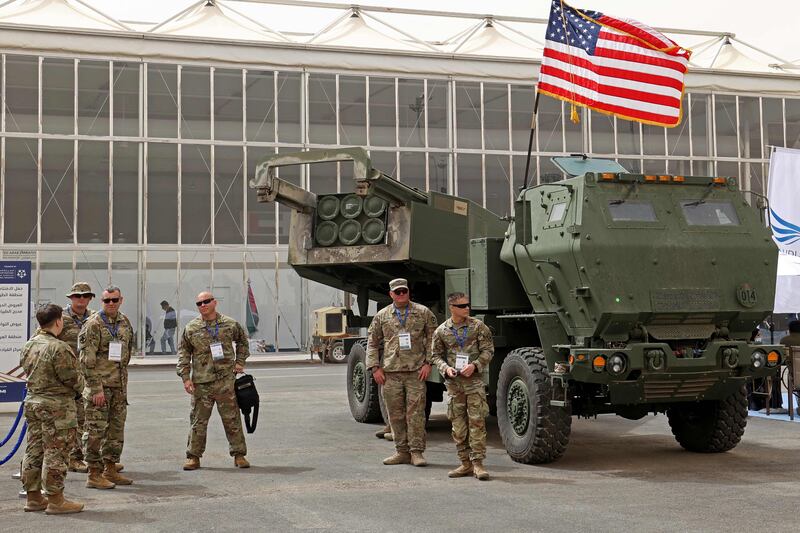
top-left (389, 278), bottom-right (408, 291)
top-left (66, 282), bottom-right (95, 298)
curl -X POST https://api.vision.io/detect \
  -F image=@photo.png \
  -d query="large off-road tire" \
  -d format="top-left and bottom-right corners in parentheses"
top-left (666, 386), bottom-right (748, 453)
top-left (497, 347), bottom-right (571, 464)
top-left (347, 340), bottom-right (382, 423)
top-left (326, 341), bottom-right (347, 364)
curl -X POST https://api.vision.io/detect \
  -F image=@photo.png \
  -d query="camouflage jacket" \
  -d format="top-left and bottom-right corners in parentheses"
top-left (20, 330), bottom-right (83, 408)
top-left (177, 313), bottom-right (250, 384)
top-left (58, 306), bottom-right (94, 356)
top-left (79, 311), bottom-right (135, 394)
top-left (366, 302), bottom-right (437, 372)
top-left (430, 316), bottom-right (494, 393)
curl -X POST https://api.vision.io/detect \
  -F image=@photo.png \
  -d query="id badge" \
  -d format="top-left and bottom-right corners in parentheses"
top-left (210, 342), bottom-right (225, 361)
top-left (455, 352), bottom-right (469, 371)
top-left (398, 332), bottom-right (412, 350)
top-left (108, 341), bottom-right (123, 362)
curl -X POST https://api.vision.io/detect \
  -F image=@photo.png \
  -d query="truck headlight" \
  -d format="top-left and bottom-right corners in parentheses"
top-left (751, 350), bottom-right (767, 369)
top-left (608, 353), bottom-right (627, 376)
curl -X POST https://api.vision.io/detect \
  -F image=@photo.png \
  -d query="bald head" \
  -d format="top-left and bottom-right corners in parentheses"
top-left (195, 291), bottom-right (217, 319)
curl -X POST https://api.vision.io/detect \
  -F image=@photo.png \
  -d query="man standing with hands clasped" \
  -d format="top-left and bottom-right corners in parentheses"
top-left (178, 291), bottom-right (250, 470)
top-left (430, 292), bottom-right (494, 480)
top-left (366, 278), bottom-right (438, 467)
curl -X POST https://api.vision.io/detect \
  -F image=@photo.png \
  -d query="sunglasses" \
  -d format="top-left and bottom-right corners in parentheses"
top-left (70, 294), bottom-right (92, 299)
top-left (196, 298), bottom-right (214, 307)
top-left (392, 288), bottom-right (408, 295)
top-left (450, 303), bottom-right (470, 309)
top-left (102, 298), bottom-right (121, 304)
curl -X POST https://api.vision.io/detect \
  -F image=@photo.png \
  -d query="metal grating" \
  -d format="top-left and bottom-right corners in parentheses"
top-left (643, 377), bottom-right (719, 401)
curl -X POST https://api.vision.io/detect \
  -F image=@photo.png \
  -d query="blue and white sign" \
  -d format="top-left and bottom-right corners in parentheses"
top-left (0, 261), bottom-right (31, 372)
top-left (767, 147), bottom-right (800, 313)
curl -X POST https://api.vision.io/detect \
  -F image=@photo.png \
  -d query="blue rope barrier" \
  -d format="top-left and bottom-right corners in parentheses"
top-left (0, 421), bottom-right (26, 466)
top-left (0, 402), bottom-right (24, 447)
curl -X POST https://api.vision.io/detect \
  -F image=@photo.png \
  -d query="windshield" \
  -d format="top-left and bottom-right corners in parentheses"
top-left (680, 201), bottom-right (740, 226)
top-left (607, 201), bottom-right (657, 222)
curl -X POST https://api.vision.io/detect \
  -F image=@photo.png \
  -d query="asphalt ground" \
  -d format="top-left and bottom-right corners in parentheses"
top-left (0, 362), bottom-right (798, 533)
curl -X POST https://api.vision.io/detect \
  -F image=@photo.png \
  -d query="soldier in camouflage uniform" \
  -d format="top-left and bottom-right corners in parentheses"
top-left (79, 285), bottom-right (135, 489)
top-left (20, 304), bottom-right (85, 514)
top-left (367, 278), bottom-right (437, 467)
top-left (177, 291), bottom-right (250, 470)
top-left (59, 282), bottom-right (95, 474)
top-left (430, 292), bottom-right (494, 480)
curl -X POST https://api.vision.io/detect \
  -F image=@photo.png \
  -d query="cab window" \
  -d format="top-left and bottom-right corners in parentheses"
top-left (607, 201), bottom-right (657, 222)
top-left (548, 202), bottom-right (567, 222)
top-left (680, 201), bottom-right (740, 226)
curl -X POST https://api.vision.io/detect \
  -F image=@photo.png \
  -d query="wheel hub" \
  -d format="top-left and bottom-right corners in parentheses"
top-left (507, 378), bottom-right (530, 436)
top-left (353, 361), bottom-right (366, 402)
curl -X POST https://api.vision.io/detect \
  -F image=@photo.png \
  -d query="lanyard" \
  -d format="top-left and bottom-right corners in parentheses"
top-left (450, 324), bottom-right (468, 350)
top-left (393, 304), bottom-right (410, 329)
top-left (99, 311), bottom-right (119, 339)
top-left (205, 319), bottom-right (220, 341)
top-left (69, 306), bottom-right (89, 327)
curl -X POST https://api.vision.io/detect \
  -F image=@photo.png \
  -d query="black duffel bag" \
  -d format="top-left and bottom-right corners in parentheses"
top-left (234, 373), bottom-right (260, 433)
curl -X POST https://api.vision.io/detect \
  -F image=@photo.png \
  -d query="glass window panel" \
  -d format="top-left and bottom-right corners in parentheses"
top-left (145, 251), bottom-right (180, 355)
top-left (762, 98), bottom-right (784, 149)
top-left (786, 98), bottom-right (800, 149)
top-left (213, 252), bottom-right (246, 325)
top-left (147, 143), bottom-right (178, 243)
top-left (308, 73), bottom-right (337, 144)
top-left (75, 251), bottom-right (109, 304)
top-left (214, 69), bottom-right (243, 141)
top-left (246, 70), bottom-right (275, 143)
top-left (617, 119), bottom-right (640, 155)
top-left (484, 83), bottom-right (509, 151)
top-left (181, 67), bottom-right (210, 140)
top-left (113, 142), bottom-right (139, 244)
top-left (513, 84), bottom-right (537, 151)
top-left (565, 105), bottom-right (584, 152)
top-left (214, 146), bottom-right (244, 244)
top-left (308, 161), bottom-right (338, 195)
top-left (43, 58), bottom-right (74, 134)
top-left (178, 251), bottom-right (210, 346)
top-left (78, 60), bottom-right (109, 136)
top-left (717, 160), bottom-right (739, 181)
top-left (38, 251), bottom-right (74, 310)
top-left (738, 96), bottom-right (761, 159)
top-left (398, 78), bottom-right (425, 149)
top-left (182, 144), bottom-right (211, 244)
top-left (277, 257), bottom-right (302, 349)
top-left (110, 250), bottom-right (141, 351)
top-left (246, 147), bottom-right (276, 245)
top-left (618, 157), bottom-right (641, 173)
top-left (667, 96), bottom-right (690, 156)
top-left (398, 152), bottom-right (426, 191)
top-left (456, 153), bottom-right (482, 204)
top-left (667, 158), bottom-right (691, 177)
top-left (369, 77), bottom-right (395, 147)
top-left (512, 154), bottom-right (529, 190)
top-left (539, 156), bottom-right (565, 185)
top-left (690, 93), bottom-right (710, 156)
top-left (694, 159), bottom-right (714, 175)
top-left (591, 111), bottom-right (614, 154)
top-left (339, 76), bottom-right (366, 146)
top-left (608, 201), bottom-right (657, 222)
top-left (455, 81), bottom-right (481, 149)
top-left (714, 94), bottom-right (738, 157)
top-left (42, 140), bottom-right (75, 243)
top-left (642, 124), bottom-right (666, 155)
top-left (113, 62), bottom-right (139, 137)
top-left (245, 251), bottom-right (278, 348)
top-left (742, 161), bottom-right (765, 205)
top-left (428, 152), bottom-right (449, 194)
top-left (147, 64), bottom-right (178, 138)
top-left (642, 158), bottom-right (666, 175)
top-left (370, 150), bottom-right (397, 178)
top-left (681, 200), bottom-right (740, 226)
top-left (486, 155), bottom-right (511, 216)
top-left (77, 141), bottom-right (109, 243)
top-left (6, 55), bottom-right (38, 133)
top-left (4, 139), bottom-right (38, 242)
top-left (427, 80), bottom-right (448, 149)
top-left (277, 71), bottom-right (301, 143)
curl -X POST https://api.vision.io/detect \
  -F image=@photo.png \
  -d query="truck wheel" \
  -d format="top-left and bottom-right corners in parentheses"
top-left (346, 340), bottom-right (382, 423)
top-left (326, 341), bottom-right (347, 364)
top-left (497, 347), bottom-right (571, 464)
top-left (666, 386), bottom-right (748, 453)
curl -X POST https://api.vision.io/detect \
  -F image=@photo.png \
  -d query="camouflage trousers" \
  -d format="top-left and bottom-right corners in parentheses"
top-left (69, 397), bottom-right (85, 460)
top-left (382, 371), bottom-right (426, 453)
top-left (446, 386), bottom-right (489, 462)
top-left (187, 377), bottom-right (247, 458)
top-left (83, 386), bottom-right (127, 468)
top-left (22, 401), bottom-right (77, 495)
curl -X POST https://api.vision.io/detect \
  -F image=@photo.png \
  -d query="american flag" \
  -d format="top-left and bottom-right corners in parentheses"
top-left (538, 0), bottom-right (691, 127)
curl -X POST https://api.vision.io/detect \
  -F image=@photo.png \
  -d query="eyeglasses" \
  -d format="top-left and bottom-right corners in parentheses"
top-left (450, 303), bottom-right (470, 309)
top-left (196, 298), bottom-right (214, 307)
top-left (392, 288), bottom-right (408, 295)
top-left (102, 298), bottom-right (121, 304)
top-left (70, 294), bottom-right (92, 299)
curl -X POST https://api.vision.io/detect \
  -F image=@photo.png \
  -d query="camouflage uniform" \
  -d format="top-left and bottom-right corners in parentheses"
top-left (79, 311), bottom-right (135, 469)
top-left (58, 305), bottom-right (93, 461)
top-left (366, 302), bottom-right (437, 454)
top-left (177, 313), bottom-right (249, 458)
top-left (430, 316), bottom-right (494, 462)
top-left (20, 331), bottom-right (84, 495)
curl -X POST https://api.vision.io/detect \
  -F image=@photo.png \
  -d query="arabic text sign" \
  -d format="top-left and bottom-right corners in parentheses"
top-left (0, 261), bottom-right (31, 373)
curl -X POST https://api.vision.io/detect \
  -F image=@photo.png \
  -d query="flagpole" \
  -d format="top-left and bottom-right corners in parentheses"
top-left (522, 91), bottom-right (541, 190)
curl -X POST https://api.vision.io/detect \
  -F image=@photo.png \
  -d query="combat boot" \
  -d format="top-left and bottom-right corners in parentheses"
top-left (410, 452), bottom-right (427, 467)
top-left (23, 490), bottom-right (48, 512)
top-left (86, 467), bottom-right (115, 489)
top-left (234, 455), bottom-right (250, 468)
top-left (45, 491), bottom-right (84, 515)
top-left (68, 458), bottom-right (88, 473)
top-left (375, 425), bottom-right (391, 438)
top-left (447, 460), bottom-right (473, 478)
top-left (103, 461), bottom-right (133, 485)
top-left (384, 431), bottom-right (394, 441)
top-left (472, 460), bottom-right (490, 480)
top-left (383, 452), bottom-right (411, 465)
top-left (183, 456), bottom-right (201, 470)
top-left (114, 463), bottom-right (125, 472)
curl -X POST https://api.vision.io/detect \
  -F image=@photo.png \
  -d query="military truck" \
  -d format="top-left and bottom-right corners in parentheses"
top-left (251, 147), bottom-right (784, 464)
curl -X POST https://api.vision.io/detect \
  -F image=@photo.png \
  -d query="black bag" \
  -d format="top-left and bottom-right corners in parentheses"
top-left (234, 373), bottom-right (260, 434)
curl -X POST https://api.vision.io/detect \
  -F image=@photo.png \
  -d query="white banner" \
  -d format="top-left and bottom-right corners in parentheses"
top-left (767, 147), bottom-right (800, 312)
